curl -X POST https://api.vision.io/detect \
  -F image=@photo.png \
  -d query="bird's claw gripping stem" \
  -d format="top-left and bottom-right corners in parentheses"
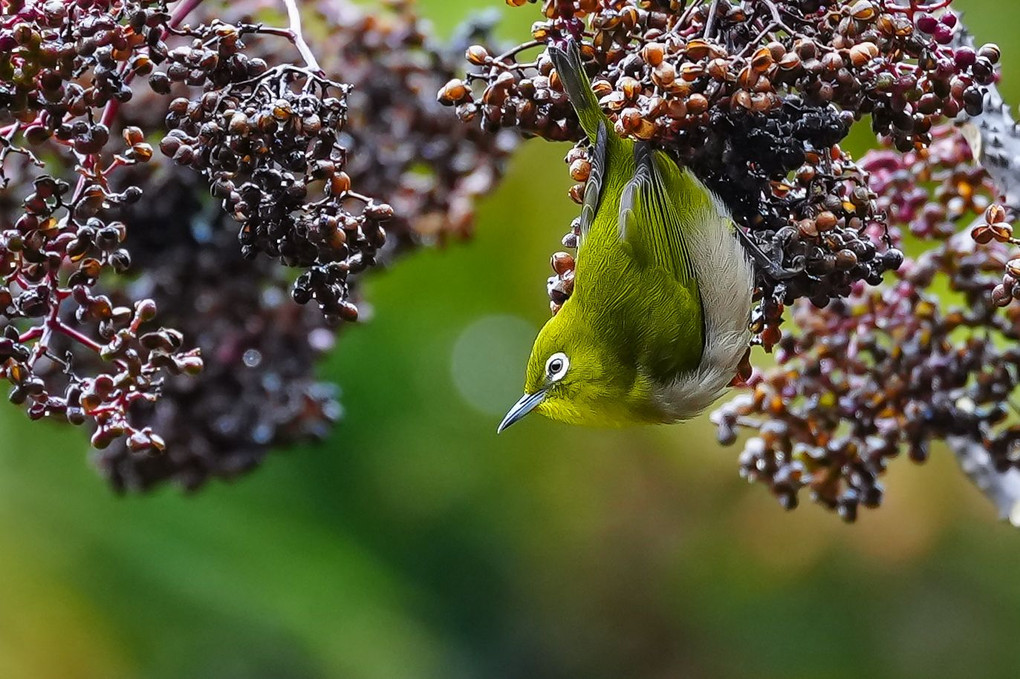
top-left (735, 227), bottom-right (803, 281)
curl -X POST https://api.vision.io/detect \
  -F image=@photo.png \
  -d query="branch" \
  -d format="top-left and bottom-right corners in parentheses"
top-left (259, 0), bottom-right (324, 76)
top-left (950, 435), bottom-right (1020, 525)
top-left (957, 62), bottom-right (1020, 209)
top-left (950, 24), bottom-right (1020, 522)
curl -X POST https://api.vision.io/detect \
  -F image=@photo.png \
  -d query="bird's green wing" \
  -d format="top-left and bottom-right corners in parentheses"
top-left (619, 143), bottom-right (702, 284)
top-left (617, 143), bottom-right (712, 377)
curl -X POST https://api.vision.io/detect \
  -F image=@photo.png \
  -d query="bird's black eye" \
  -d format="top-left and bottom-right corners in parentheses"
top-left (545, 352), bottom-right (569, 381)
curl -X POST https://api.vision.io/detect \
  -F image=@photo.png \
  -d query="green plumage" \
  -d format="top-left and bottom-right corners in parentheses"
top-left (498, 42), bottom-right (751, 432)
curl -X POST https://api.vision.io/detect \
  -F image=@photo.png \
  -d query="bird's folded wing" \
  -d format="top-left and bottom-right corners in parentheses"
top-left (618, 143), bottom-right (708, 378)
top-left (619, 143), bottom-right (705, 285)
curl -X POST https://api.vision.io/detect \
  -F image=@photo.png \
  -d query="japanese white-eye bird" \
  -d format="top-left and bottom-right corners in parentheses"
top-left (498, 42), bottom-right (757, 433)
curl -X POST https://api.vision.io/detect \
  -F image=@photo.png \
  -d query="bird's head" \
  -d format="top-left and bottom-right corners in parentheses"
top-left (498, 308), bottom-right (643, 432)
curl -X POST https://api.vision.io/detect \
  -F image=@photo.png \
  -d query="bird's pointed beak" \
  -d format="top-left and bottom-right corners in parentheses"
top-left (497, 389), bottom-right (546, 433)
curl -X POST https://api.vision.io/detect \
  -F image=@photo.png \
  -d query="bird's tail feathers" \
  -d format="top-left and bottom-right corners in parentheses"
top-left (548, 41), bottom-right (604, 142)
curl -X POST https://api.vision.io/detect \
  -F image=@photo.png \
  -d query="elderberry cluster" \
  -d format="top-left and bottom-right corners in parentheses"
top-left (0, 0), bottom-right (514, 487)
top-left (712, 123), bottom-right (1020, 520)
top-left (0, 1), bottom-right (168, 140)
top-left (451, 0), bottom-right (999, 148)
top-left (72, 169), bottom-right (340, 491)
top-left (153, 21), bottom-right (388, 323)
top-left (0, 0), bottom-right (200, 453)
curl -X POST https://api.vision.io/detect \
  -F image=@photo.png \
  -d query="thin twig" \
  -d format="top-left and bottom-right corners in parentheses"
top-left (280, 0), bottom-right (324, 76)
top-left (703, 0), bottom-right (719, 40)
top-left (495, 39), bottom-right (541, 64)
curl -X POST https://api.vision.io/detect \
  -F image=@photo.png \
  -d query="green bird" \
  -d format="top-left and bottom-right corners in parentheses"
top-left (498, 42), bottom-right (756, 432)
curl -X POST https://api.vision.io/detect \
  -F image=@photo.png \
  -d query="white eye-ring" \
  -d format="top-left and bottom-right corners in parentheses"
top-left (545, 352), bottom-right (569, 382)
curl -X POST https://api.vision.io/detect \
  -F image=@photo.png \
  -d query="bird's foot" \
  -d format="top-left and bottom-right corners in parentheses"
top-left (735, 227), bottom-right (803, 281)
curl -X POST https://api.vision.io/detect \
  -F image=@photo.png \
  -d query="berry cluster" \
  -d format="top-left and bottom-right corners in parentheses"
top-left (0, 0), bottom-right (202, 453)
top-left (457, 0), bottom-right (998, 147)
top-left (154, 20), bottom-right (386, 322)
top-left (444, 0), bottom-right (999, 342)
top-left (92, 0), bottom-right (517, 491)
top-left (712, 122), bottom-right (1020, 520)
top-left (0, 0), bottom-right (514, 487)
top-left (70, 169), bottom-right (340, 491)
top-left (0, 1), bottom-right (167, 137)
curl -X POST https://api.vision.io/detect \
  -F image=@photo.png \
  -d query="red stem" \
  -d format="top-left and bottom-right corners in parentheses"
top-left (18, 327), bottom-right (43, 343)
top-left (50, 319), bottom-right (103, 353)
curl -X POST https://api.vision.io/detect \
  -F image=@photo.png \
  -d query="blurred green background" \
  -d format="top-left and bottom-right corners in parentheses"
top-left (4, 1), bottom-right (1020, 677)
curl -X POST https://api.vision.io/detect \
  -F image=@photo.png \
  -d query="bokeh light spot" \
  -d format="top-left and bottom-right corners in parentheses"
top-left (451, 314), bottom-right (537, 416)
